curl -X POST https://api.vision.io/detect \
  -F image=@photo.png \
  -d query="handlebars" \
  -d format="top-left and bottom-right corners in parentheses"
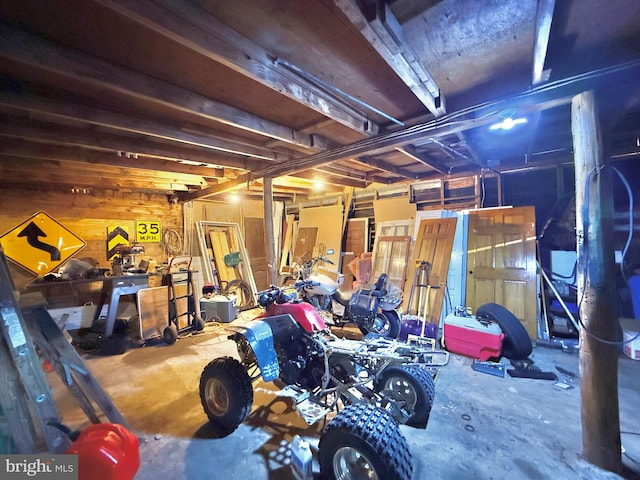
top-left (257, 279), bottom-right (320, 307)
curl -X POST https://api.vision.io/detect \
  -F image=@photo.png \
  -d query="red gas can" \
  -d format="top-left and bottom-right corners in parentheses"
top-left (66, 423), bottom-right (140, 480)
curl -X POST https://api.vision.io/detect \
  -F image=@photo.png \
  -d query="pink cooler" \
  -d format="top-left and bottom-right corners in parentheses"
top-left (443, 313), bottom-right (504, 360)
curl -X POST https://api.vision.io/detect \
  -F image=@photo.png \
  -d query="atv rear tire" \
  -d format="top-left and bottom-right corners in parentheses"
top-left (476, 303), bottom-right (532, 360)
top-left (375, 364), bottom-right (435, 428)
top-left (358, 309), bottom-right (401, 339)
top-left (319, 403), bottom-right (413, 480)
top-left (199, 356), bottom-right (253, 435)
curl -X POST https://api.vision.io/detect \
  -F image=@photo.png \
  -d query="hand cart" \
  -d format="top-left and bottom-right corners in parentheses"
top-left (162, 256), bottom-right (204, 344)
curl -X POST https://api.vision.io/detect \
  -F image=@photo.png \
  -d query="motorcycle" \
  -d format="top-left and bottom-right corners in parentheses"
top-left (198, 280), bottom-right (448, 480)
top-left (281, 254), bottom-right (404, 338)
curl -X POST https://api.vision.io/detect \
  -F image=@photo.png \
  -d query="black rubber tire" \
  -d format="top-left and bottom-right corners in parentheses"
top-left (224, 279), bottom-right (254, 310)
top-left (375, 365), bottom-right (435, 428)
top-left (194, 317), bottom-right (205, 331)
top-left (358, 309), bottom-right (401, 339)
top-left (476, 303), bottom-right (532, 360)
top-left (199, 356), bottom-right (253, 435)
top-left (319, 404), bottom-right (413, 480)
top-left (163, 324), bottom-right (178, 345)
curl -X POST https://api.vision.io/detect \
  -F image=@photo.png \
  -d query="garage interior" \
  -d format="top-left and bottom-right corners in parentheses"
top-left (0, 0), bottom-right (639, 479)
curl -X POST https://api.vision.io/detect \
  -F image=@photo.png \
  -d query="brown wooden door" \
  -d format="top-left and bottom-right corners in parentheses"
top-left (402, 217), bottom-right (457, 323)
top-left (243, 217), bottom-right (268, 291)
top-left (466, 206), bottom-right (537, 338)
top-left (345, 218), bottom-right (368, 256)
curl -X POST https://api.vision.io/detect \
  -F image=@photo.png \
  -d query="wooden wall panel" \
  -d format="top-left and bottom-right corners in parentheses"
top-left (0, 186), bottom-right (182, 291)
top-left (298, 205), bottom-right (343, 265)
top-left (373, 197), bottom-right (416, 224)
top-left (244, 217), bottom-right (268, 290)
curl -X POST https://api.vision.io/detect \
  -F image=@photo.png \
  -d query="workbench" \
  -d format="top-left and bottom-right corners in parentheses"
top-left (92, 274), bottom-right (149, 336)
top-left (26, 274), bottom-right (150, 336)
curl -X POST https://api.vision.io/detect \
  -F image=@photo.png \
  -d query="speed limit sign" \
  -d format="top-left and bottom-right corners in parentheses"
top-left (135, 220), bottom-right (161, 243)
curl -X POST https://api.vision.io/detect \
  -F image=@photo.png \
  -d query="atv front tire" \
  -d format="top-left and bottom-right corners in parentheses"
top-left (199, 356), bottom-right (253, 435)
top-left (476, 303), bottom-right (532, 360)
top-left (375, 364), bottom-right (435, 428)
top-left (319, 403), bottom-right (413, 480)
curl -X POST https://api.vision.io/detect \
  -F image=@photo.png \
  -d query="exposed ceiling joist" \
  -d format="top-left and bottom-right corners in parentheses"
top-left (0, 114), bottom-right (246, 173)
top-left (334, 0), bottom-right (445, 117)
top-left (532, 0), bottom-right (556, 85)
top-left (395, 145), bottom-right (449, 175)
top-left (0, 89), bottom-right (280, 166)
top-left (0, 154), bottom-right (204, 192)
top-left (0, 138), bottom-right (216, 180)
top-left (93, 0), bottom-right (378, 137)
top-left (292, 169), bottom-right (367, 189)
top-left (0, 0), bottom-right (638, 202)
top-left (251, 60), bottom-right (640, 180)
top-left (0, 23), bottom-right (319, 149)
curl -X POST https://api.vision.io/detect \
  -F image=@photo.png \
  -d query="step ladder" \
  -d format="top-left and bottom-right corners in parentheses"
top-left (0, 246), bottom-right (130, 454)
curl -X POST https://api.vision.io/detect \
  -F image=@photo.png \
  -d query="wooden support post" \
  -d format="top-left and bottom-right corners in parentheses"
top-left (263, 177), bottom-right (278, 286)
top-left (572, 90), bottom-right (622, 473)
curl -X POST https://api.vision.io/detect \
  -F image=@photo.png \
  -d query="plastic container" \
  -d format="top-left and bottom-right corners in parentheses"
top-left (290, 435), bottom-right (312, 480)
top-left (200, 295), bottom-right (238, 323)
top-left (66, 423), bottom-right (140, 480)
top-left (443, 312), bottom-right (504, 361)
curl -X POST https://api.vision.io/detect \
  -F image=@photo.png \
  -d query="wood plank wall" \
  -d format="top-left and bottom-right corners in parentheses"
top-left (0, 186), bottom-right (182, 291)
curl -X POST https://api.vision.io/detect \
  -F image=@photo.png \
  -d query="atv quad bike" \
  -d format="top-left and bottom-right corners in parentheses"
top-left (199, 281), bottom-right (448, 480)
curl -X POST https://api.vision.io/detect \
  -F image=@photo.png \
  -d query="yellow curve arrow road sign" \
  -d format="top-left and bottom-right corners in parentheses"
top-left (0, 211), bottom-right (86, 275)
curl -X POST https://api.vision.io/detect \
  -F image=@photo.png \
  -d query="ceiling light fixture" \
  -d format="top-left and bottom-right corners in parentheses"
top-left (489, 116), bottom-right (528, 131)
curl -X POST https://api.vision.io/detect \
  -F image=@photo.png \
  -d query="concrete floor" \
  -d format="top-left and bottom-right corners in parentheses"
top-left (53, 309), bottom-right (640, 480)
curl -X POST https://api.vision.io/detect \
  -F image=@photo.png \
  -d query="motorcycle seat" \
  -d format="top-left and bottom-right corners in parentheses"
top-left (333, 289), bottom-right (353, 306)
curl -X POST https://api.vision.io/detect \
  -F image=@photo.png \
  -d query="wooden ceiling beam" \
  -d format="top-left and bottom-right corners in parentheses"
top-left (354, 155), bottom-right (424, 180)
top-left (94, 0), bottom-right (378, 136)
top-left (0, 114), bottom-right (259, 175)
top-left (294, 170), bottom-right (368, 189)
top-left (0, 23), bottom-right (317, 149)
top-left (0, 138), bottom-right (213, 180)
top-left (0, 89), bottom-right (282, 166)
top-left (314, 164), bottom-right (369, 181)
top-left (251, 57), bottom-right (640, 181)
top-left (395, 145), bottom-right (449, 174)
top-left (0, 155), bottom-right (203, 192)
top-left (532, 0), bottom-right (556, 85)
top-left (335, 0), bottom-right (445, 117)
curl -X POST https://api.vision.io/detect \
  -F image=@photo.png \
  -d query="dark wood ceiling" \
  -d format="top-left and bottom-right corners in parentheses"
top-left (0, 0), bottom-right (639, 201)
